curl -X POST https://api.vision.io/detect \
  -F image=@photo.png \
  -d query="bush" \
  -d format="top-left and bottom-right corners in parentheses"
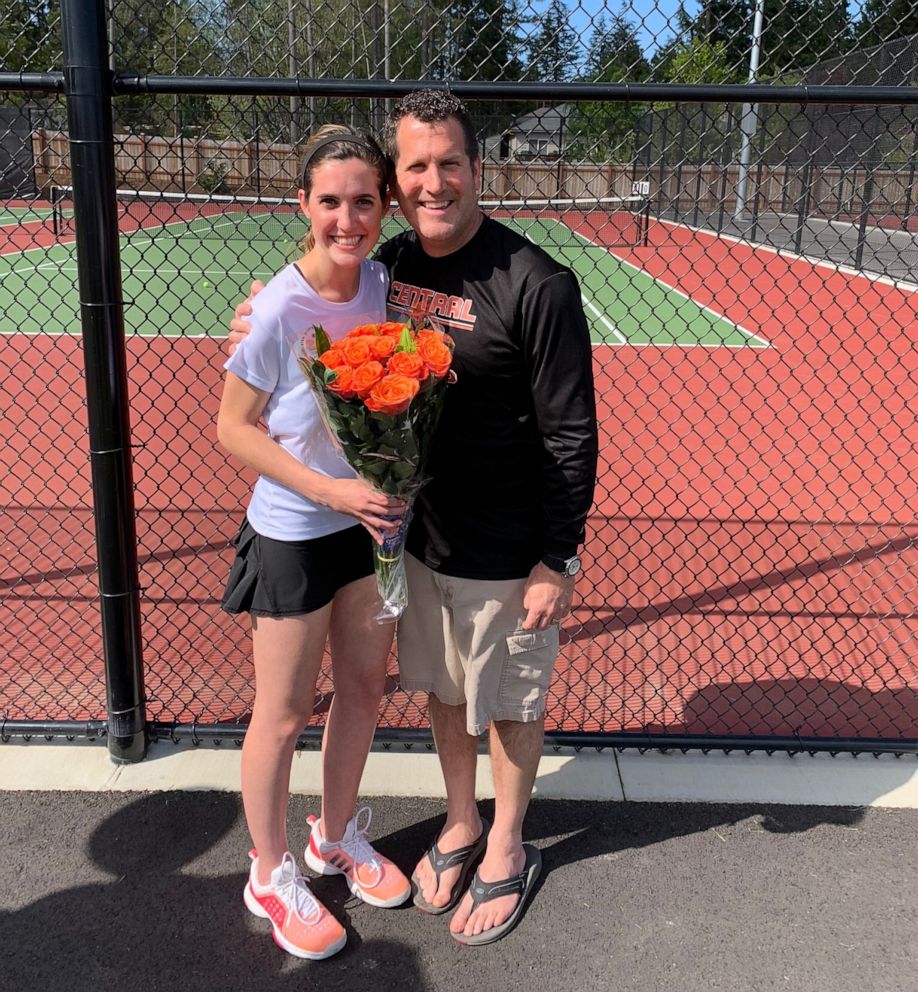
top-left (198, 163), bottom-right (230, 195)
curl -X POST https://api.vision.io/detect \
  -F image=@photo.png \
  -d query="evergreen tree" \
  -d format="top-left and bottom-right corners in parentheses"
top-left (567, 13), bottom-right (650, 161)
top-left (446, 0), bottom-right (524, 81)
top-left (1, 0), bottom-right (58, 75)
top-left (854, 0), bottom-right (918, 48)
top-left (760, 0), bottom-right (851, 75)
top-left (524, 0), bottom-right (579, 81)
top-left (692, 0), bottom-right (754, 72)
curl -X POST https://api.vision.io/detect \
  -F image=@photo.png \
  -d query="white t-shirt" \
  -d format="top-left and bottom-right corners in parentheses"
top-left (224, 258), bottom-right (388, 540)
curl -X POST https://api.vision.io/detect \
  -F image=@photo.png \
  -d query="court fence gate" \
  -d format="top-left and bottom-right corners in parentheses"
top-left (0, 0), bottom-right (916, 763)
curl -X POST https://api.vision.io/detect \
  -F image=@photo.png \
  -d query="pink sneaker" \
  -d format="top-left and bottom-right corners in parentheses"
top-left (243, 850), bottom-right (346, 960)
top-left (304, 807), bottom-right (410, 908)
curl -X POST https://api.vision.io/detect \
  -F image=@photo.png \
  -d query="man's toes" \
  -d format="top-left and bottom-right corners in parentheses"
top-left (450, 892), bottom-right (472, 933)
top-left (433, 867), bottom-right (459, 907)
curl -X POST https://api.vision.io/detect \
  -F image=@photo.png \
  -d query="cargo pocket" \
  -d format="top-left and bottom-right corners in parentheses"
top-left (498, 627), bottom-right (559, 710)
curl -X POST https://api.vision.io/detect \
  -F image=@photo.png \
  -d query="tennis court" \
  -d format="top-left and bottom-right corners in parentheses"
top-left (0, 189), bottom-right (761, 349)
top-left (2, 192), bottom-right (916, 738)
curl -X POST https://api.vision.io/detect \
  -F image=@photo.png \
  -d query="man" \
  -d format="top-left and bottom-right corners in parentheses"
top-left (229, 90), bottom-right (598, 945)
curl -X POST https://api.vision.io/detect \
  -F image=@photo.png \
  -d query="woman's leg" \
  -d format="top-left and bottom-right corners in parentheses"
top-left (242, 607), bottom-right (331, 884)
top-left (320, 575), bottom-right (394, 840)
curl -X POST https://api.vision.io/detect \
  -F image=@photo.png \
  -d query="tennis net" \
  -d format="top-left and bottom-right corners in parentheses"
top-left (51, 187), bottom-right (309, 243)
top-left (50, 187), bottom-right (651, 247)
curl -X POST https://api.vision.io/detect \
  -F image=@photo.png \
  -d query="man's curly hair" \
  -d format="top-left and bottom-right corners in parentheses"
top-left (383, 90), bottom-right (479, 164)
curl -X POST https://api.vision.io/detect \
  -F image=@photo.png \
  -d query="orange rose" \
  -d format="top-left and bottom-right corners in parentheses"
top-left (347, 323), bottom-right (382, 337)
top-left (327, 365), bottom-right (356, 398)
top-left (351, 360), bottom-right (386, 398)
top-left (417, 337), bottom-right (452, 378)
top-left (380, 320), bottom-right (409, 336)
top-left (368, 335), bottom-right (397, 360)
top-left (416, 328), bottom-right (452, 346)
top-left (319, 346), bottom-right (346, 370)
top-left (341, 336), bottom-right (373, 367)
top-left (364, 374), bottom-right (420, 415)
top-left (387, 350), bottom-right (427, 379)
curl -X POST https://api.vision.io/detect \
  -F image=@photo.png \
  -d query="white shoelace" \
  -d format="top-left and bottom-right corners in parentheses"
top-left (336, 806), bottom-right (382, 886)
top-left (272, 852), bottom-right (322, 924)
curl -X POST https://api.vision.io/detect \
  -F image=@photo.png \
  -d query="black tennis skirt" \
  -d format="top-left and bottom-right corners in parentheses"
top-left (221, 518), bottom-right (375, 617)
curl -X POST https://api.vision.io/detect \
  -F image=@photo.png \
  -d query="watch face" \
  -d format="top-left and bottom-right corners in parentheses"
top-left (566, 556), bottom-right (582, 576)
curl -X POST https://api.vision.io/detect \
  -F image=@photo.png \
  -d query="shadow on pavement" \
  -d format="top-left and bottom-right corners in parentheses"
top-left (1, 792), bottom-right (429, 992)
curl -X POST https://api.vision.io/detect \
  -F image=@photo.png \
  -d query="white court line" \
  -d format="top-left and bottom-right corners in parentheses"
top-left (568, 226), bottom-right (771, 349)
top-left (0, 234), bottom-right (77, 258)
top-left (6, 260), bottom-right (46, 276)
top-left (518, 223), bottom-right (625, 344)
top-left (1, 327), bottom-right (225, 338)
top-left (27, 263), bottom-right (276, 280)
top-left (583, 296), bottom-right (626, 343)
top-left (654, 215), bottom-right (918, 295)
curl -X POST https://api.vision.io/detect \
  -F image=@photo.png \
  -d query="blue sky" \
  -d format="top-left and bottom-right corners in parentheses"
top-left (561, 0), bottom-right (867, 61)
top-left (564, 0), bottom-right (696, 59)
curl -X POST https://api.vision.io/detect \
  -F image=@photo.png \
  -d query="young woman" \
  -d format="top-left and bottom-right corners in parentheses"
top-left (218, 125), bottom-right (410, 961)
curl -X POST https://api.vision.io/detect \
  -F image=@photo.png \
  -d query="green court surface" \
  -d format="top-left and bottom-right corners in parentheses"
top-left (0, 213), bottom-right (769, 348)
top-left (0, 205), bottom-right (56, 224)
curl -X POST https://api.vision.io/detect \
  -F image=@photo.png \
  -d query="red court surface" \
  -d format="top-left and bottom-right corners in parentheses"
top-left (2, 222), bottom-right (917, 740)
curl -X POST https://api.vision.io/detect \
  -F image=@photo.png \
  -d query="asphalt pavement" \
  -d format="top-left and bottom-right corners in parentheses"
top-left (2, 791), bottom-right (915, 992)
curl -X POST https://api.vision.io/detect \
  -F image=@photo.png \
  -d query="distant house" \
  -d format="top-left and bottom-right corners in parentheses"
top-left (485, 105), bottom-right (572, 161)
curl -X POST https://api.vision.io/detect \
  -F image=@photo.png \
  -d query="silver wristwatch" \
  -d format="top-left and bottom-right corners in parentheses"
top-left (542, 553), bottom-right (582, 577)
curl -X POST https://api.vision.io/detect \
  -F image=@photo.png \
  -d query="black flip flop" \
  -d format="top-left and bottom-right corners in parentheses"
top-left (450, 844), bottom-right (542, 946)
top-left (411, 818), bottom-right (490, 915)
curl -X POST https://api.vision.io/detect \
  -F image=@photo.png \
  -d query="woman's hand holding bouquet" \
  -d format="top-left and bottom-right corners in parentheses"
top-left (316, 477), bottom-right (407, 547)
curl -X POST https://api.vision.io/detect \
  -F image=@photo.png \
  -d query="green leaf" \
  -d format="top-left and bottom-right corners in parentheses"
top-left (395, 325), bottom-right (417, 354)
top-left (315, 364), bottom-right (337, 387)
top-left (371, 413), bottom-right (396, 432)
top-left (314, 324), bottom-right (332, 356)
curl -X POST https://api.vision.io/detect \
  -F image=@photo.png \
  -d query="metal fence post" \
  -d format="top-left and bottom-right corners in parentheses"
top-left (61, 0), bottom-right (147, 762)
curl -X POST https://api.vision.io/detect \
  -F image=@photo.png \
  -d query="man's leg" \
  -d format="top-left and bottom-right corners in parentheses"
top-left (449, 715), bottom-right (543, 937)
top-left (412, 692), bottom-right (483, 908)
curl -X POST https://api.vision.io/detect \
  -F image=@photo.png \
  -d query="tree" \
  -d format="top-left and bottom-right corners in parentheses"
top-left (446, 0), bottom-right (524, 81)
top-left (1, 0), bottom-right (59, 77)
top-left (854, 0), bottom-right (918, 49)
top-left (567, 13), bottom-right (650, 162)
top-left (656, 37), bottom-right (739, 164)
top-left (663, 36), bottom-right (737, 86)
top-left (524, 0), bottom-right (579, 81)
top-left (760, 0), bottom-right (851, 76)
top-left (691, 0), bottom-right (753, 73)
top-left (111, 0), bottom-right (224, 134)
top-left (655, 0), bottom-right (851, 81)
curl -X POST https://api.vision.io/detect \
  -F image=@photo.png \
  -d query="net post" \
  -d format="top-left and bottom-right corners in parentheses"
top-left (750, 107), bottom-right (768, 243)
top-left (903, 155), bottom-right (916, 233)
top-left (794, 111), bottom-right (818, 255)
top-left (60, 0), bottom-right (147, 764)
top-left (855, 160), bottom-right (877, 270)
top-left (50, 184), bottom-right (59, 237)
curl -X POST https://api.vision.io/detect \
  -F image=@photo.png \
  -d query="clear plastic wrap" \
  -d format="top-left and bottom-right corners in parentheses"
top-left (292, 318), bottom-right (454, 622)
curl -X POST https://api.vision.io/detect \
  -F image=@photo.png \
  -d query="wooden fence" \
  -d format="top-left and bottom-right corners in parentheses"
top-left (30, 128), bottom-right (918, 222)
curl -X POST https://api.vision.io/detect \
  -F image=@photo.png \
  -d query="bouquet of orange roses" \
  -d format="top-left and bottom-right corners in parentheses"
top-left (294, 318), bottom-right (454, 621)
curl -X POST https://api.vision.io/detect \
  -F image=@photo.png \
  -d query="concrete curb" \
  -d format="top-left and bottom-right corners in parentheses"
top-left (2, 740), bottom-right (917, 806)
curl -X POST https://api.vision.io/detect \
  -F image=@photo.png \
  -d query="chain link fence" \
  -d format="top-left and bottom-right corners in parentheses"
top-left (1, 0), bottom-right (916, 753)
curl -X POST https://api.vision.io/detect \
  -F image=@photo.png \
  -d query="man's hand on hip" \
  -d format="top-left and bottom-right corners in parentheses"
top-left (521, 561), bottom-right (576, 631)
